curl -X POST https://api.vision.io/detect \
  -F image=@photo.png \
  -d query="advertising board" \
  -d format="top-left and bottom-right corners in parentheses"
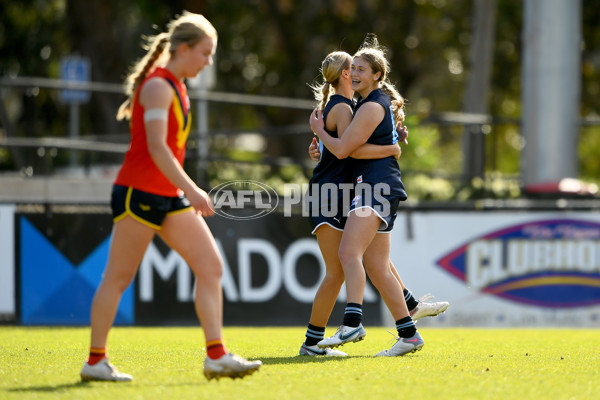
top-left (388, 212), bottom-right (600, 327)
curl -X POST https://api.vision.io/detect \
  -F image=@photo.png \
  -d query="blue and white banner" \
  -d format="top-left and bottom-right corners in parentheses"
top-left (16, 209), bottom-right (381, 326)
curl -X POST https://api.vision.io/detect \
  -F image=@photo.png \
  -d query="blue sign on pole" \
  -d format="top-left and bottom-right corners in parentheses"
top-left (59, 56), bottom-right (91, 104)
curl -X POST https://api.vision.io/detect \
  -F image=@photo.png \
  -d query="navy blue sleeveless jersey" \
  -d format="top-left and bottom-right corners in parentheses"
top-left (306, 95), bottom-right (355, 231)
top-left (310, 95), bottom-right (354, 186)
top-left (350, 89), bottom-right (407, 200)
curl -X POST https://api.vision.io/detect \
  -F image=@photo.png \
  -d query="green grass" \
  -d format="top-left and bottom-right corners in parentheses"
top-left (1, 327), bottom-right (598, 400)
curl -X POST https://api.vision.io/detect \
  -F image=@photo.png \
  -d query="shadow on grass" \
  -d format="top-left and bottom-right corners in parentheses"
top-left (258, 355), bottom-right (364, 365)
top-left (6, 381), bottom-right (91, 393)
top-left (5, 380), bottom-right (208, 392)
top-left (5, 376), bottom-right (228, 392)
top-left (4, 356), bottom-right (361, 392)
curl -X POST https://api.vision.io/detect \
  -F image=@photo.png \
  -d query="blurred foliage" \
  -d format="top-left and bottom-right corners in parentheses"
top-left (579, 125), bottom-right (600, 182)
top-left (1, 0), bottom-right (599, 201)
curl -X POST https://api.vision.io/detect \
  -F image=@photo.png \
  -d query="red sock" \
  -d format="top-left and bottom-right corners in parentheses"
top-left (88, 347), bottom-right (107, 365)
top-left (206, 339), bottom-right (227, 360)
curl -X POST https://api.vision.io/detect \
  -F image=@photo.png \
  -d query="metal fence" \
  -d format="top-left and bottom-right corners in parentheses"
top-left (1, 76), bottom-right (599, 202)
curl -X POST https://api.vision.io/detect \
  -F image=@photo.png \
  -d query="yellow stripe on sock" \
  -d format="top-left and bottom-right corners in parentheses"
top-left (89, 347), bottom-right (106, 355)
top-left (206, 339), bottom-right (224, 348)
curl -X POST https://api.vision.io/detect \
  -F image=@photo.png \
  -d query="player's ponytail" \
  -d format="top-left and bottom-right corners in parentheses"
top-left (117, 33), bottom-right (170, 121)
top-left (381, 81), bottom-right (405, 124)
top-left (309, 51), bottom-right (352, 110)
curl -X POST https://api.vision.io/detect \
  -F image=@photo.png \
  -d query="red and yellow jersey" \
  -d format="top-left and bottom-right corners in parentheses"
top-left (115, 67), bottom-right (192, 196)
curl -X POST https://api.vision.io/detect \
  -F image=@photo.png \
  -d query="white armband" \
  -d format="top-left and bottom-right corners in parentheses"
top-left (144, 108), bottom-right (168, 122)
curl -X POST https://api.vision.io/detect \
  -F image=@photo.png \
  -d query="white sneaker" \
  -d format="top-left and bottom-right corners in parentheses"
top-left (203, 353), bottom-right (262, 380)
top-left (317, 324), bottom-right (366, 348)
top-left (299, 342), bottom-right (348, 356)
top-left (375, 331), bottom-right (425, 357)
top-left (410, 294), bottom-right (449, 321)
top-left (80, 358), bottom-right (132, 382)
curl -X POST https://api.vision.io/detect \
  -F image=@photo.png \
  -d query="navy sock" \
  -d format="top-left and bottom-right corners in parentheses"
top-left (404, 288), bottom-right (419, 312)
top-left (395, 316), bottom-right (417, 338)
top-left (342, 303), bottom-right (363, 327)
top-left (304, 324), bottom-right (325, 346)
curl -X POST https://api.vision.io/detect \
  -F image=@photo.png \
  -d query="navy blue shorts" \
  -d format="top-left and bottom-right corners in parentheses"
top-left (309, 213), bottom-right (346, 234)
top-left (305, 182), bottom-right (352, 234)
top-left (349, 183), bottom-right (400, 232)
top-left (111, 185), bottom-right (193, 230)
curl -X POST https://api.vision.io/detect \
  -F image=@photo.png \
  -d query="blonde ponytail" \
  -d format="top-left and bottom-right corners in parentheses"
top-left (117, 32), bottom-right (170, 121)
top-left (308, 81), bottom-right (333, 111)
top-left (381, 81), bottom-right (405, 124)
top-left (308, 51), bottom-right (352, 110)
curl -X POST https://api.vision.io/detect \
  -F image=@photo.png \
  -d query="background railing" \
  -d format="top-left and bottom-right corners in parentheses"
top-left (1, 76), bottom-right (599, 202)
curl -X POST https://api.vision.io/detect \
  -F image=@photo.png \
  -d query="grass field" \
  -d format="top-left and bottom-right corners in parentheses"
top-left (0, 326), bottom-right (598, 400)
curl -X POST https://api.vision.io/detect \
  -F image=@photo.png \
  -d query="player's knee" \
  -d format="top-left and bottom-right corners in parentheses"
top-left (338, 246), bottom-right (359, 267)
top-left (191, 254), bottom-right (223, 282)
top-left (104, 272), bottom-right (135, 293)
top-left (323, 269), bottom-right (344, 286)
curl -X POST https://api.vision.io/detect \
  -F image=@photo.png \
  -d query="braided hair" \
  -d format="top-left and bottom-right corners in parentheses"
top-left (116, 11), bottom-right (217, 120)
